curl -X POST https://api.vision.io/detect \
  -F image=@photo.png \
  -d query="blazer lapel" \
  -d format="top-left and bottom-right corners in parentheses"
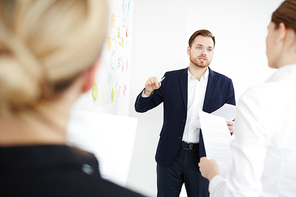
top-left (203, 67), bottom-right (217, 111)
top-left (179, 68), bottom-right (188, 110)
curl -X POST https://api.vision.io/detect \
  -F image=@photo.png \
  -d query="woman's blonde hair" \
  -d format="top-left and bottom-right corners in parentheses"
top-left (0, 0), bottom-right (108, 117)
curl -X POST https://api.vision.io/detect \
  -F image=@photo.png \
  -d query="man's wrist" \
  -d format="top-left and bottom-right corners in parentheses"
top-left (144, 89), bottom-right (153, 96)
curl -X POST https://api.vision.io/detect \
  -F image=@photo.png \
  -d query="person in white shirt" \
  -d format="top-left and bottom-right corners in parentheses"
top-left (198, 0), bottom-right (296, 196)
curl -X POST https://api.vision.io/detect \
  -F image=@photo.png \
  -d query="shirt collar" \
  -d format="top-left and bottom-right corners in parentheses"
top-left (188, 67), bottom-right (209, 81)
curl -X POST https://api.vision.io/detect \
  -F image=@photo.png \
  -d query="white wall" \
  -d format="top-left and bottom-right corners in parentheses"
top-left (127, 0), bottom-right (283, 196)
top-left (127, 1), bottom-right (187, 195)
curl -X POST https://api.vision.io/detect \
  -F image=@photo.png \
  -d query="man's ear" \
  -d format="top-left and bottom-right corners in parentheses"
top-left (81, 60), bottom-right (100, 93)
top-left (277, 22), bottom-right (287, 43)
top-left (187, 46), bottom-right (191, 55)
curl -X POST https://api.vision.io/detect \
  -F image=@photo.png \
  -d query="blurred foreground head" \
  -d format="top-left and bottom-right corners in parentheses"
top-left (272, 0), bottom-right (296, 33)
top-left (265, 0), bottom-right (296, 68)
top-left (0, 0), bottom-right (108, 117)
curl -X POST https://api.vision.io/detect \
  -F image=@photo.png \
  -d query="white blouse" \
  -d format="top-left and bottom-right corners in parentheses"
top-left (209, 64), bottom-right (296, 197)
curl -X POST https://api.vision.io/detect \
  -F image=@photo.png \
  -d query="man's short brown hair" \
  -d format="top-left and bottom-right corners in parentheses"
top-left (188, 29), bottom-right (215, 48)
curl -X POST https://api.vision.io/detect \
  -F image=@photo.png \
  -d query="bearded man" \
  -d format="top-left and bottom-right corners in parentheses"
top-left (135, 29), bottom-right (235, 197)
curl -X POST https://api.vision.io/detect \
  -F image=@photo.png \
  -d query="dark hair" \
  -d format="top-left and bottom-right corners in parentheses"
top-left (188, 29), bottom-right (215, 48)
top-left (272, 0), bottom-right (296, 32)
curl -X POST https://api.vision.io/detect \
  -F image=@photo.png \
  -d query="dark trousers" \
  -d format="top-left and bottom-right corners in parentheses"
top-left (156, 146), bottom-right (209, 197)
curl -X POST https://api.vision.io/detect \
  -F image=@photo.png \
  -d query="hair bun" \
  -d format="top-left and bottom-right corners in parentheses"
top-left (0, 0), bottom-right (108, 117)
top-left (0, 55), bottom-right (41, 115)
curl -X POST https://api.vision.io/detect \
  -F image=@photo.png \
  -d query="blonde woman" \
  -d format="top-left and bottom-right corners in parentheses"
top-left (199, 0), bottom-right (296, 196)
top-left (0, 0), bottom-right (143, 196)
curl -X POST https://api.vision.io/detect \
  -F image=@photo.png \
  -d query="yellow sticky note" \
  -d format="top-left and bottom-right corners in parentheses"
top-left (92, 83), bottom-right (99, 101)
top-left (107, 37), bottom-right (111, 50)
top-left (121, 38), bottom-right (124, 48)
top-left (117, 27), bottom-right (120, 38)
top-left (111, 88), bottom-right (115, 103)
top-left (111, 13), bottom-right (115, 27)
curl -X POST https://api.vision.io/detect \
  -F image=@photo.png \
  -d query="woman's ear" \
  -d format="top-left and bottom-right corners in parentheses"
top-left (81, 60), bottom-right (100, 93)
top-left (277, 22), bottom-right (287, 43)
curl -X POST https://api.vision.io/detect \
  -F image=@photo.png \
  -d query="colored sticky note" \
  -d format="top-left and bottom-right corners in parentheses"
top-left (118, 86), bottom-right (121, 97)
top-left (123, 84), bottom-right (126, 96)
top-left (107, 37), bottom-right (111, 50)
top-left (111, 88), bottom-right (115, 103)
top-left (92, 83), bottom-right (99, 101)
top-left (126, 26), bottom-right (129, 37)
top-left (121, 38), bottom-right (124, 48)
top-left (117, 27), bottom-right (120, 38)
top-left (111, 13), bottom-right (115, 27)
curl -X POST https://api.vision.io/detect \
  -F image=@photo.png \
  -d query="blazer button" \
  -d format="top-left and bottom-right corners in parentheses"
top-left (182, 119), bottom-right (185, 123)
top-left (178, 136), bottom-right (181, 139)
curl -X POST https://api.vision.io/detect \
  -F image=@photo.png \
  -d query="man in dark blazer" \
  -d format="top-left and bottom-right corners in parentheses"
top-left (135, 29), bottom-right (235, 197)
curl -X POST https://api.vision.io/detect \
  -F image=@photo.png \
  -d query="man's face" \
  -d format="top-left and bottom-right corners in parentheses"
top-left (187, 35), bottom-right (214, 68)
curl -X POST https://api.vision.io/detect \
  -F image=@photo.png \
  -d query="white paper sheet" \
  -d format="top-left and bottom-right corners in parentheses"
top-left (67, 110), bottom-right (138, 187)
top-left (211, 103), bottom-right (237, 121)
top-left (199, 108), bottom-right (233, 178)
top-left (193, 104), bottom-right (236, 128)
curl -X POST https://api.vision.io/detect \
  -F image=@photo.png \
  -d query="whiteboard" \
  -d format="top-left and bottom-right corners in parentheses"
top-left (72, 0), bottom-right (133, 116)
top-left (67, 0), bottom-right (136, 187)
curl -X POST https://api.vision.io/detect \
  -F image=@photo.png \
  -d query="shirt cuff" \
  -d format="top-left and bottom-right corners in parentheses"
top-left (141, 90), bottom-right (149, 98)
top-left (209, 175), bottom-right (225, 194)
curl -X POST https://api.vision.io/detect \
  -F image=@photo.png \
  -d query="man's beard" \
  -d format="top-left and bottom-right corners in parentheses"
top-left (190, 56), bottom-right (211, 68)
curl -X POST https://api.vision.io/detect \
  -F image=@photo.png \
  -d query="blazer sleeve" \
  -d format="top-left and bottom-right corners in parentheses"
top-left (225, 79), bottom-right (236, 106)
top-left (134, 74), bottom-right (166, 113)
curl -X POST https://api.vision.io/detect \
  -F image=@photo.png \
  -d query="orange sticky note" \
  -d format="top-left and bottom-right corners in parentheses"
top-left (107, 37), bottom-right (111, 50)
top-left (111, 13), bottom-right (115, 27)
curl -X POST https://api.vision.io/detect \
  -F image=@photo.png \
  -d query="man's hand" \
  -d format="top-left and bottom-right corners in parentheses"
top-left (198, 157), bottom-right (219, 181)
top-left (144, 76), bottom-right (161, 96)
top-left (227, 121), bottom-right (234, 134)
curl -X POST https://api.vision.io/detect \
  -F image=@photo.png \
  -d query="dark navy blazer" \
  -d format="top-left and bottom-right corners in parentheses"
top-left (135, 67), bottom-right (235, 167)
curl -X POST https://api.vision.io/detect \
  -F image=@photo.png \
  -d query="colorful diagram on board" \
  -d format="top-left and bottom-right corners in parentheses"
top-left (73, 0), bottom-right (133, 113)
top-left (92, 0), bottom-right (132, 107)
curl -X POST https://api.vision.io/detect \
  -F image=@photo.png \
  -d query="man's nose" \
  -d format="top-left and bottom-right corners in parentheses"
top-left (201, 49), bottom-right (207, 56)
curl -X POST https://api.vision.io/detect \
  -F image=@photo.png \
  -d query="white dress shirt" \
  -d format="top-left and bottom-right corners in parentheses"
top-left (141, 68), bottom-right (209, 143)
top-left (182, 68), bottom-right (208, 143)
top-left (209, 64), bottom-right (296, 197)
